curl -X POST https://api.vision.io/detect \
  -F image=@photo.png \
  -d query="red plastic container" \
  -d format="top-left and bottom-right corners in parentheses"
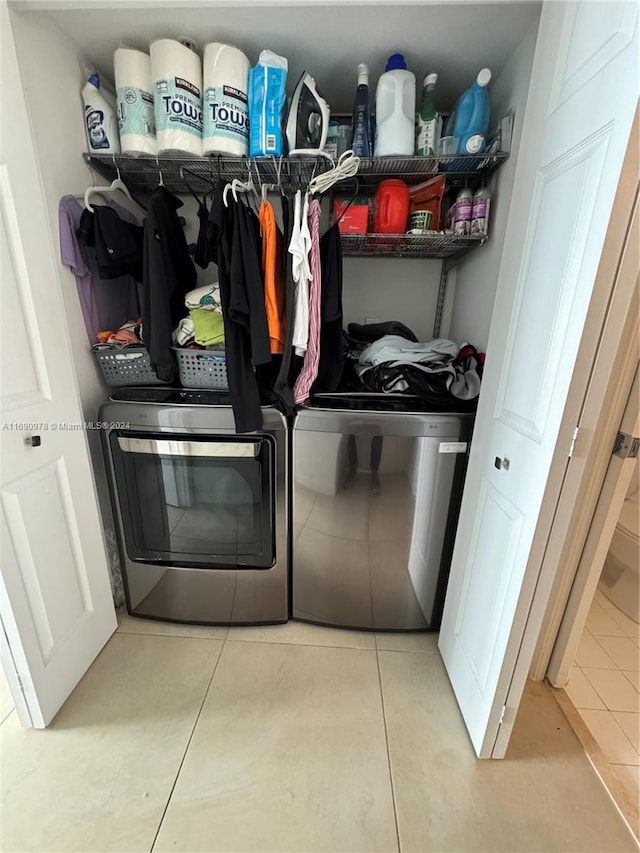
top-left (372, 179), bottom-right (410, 233)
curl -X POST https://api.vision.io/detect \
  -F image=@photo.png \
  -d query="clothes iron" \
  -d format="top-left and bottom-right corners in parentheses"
top-left (286, 72), bottom-right (330, 154)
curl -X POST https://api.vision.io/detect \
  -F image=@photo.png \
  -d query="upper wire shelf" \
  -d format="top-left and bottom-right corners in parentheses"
top-left (84, 150), bottom-right (509, 196)
top-left (340, 233), bottom-right (487, 260)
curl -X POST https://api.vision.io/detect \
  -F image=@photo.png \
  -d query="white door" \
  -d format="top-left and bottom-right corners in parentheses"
top-left (439, 0), bottom-right (639, 757)
top-left (0, 5), bottom-right (116, 728)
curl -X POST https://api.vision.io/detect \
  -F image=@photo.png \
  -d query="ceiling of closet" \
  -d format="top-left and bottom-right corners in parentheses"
top-left (16, 1), bottom-right (541, 111)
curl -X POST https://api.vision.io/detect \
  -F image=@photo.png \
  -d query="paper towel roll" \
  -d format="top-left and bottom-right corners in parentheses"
top-left (115, 48), bottom-right (157, 155)
top-left (150, 39), bottom-right (203, 156)
top-left (202, 43), bottom-right (250, 156)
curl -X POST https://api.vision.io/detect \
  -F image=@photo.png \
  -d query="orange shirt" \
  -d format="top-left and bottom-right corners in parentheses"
top-left (259, 201), bottom-right (286, 355)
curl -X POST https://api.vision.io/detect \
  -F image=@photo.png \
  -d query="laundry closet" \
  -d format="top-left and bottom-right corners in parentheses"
top-left (2, 0), bottom-right (637, 758)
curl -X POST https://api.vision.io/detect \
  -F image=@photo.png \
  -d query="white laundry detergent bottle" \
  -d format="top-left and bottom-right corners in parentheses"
top-left (82, 73), bottom-right (120, 154)
top-left (374, 53), bottom-right (415, 157)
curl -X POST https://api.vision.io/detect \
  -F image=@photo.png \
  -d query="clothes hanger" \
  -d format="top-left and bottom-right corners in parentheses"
top-left (84, 162), bottom-right (145, 217)
top-left (180, 165), bottom-right (215, 207)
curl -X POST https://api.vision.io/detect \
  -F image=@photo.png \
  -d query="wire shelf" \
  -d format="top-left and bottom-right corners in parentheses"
top-left (340, 233), bottom-right (487, 260)
top-left (84, 151), bottom-right (508, 195)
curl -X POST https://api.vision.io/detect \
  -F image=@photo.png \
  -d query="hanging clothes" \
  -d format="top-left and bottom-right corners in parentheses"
top-left (293, 198), bottom-right (322, 404)
top-left (310, 222), bottom-right (344, 395)
top-left (59, 195), bottom-right (142, 345)
top-left (290, 191), bottom-right (313, 357)
top-left (209, 182), bottom-right (271, 433)
top-left (142, 186), bottom-right (196, 383)
top-left (258, 199), bottom-right (286, 354)
top-left (273, 194), bottom-right (298, 414)
top-left (76, 203), bottom-right (144, 282)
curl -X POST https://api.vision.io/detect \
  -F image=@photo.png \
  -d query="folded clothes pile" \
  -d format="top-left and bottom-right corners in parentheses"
top-left (185, 283), bottom-right (222, 313)
top-left (172, 282), bottom-right (225, 349)
top-left (93, 318), bottom-right (143, 349)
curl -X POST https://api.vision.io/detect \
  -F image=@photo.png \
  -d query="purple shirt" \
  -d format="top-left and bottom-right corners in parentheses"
top-left (58, 195), bottom-right (142, 344)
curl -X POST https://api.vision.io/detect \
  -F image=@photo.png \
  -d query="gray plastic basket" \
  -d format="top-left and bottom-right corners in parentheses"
top-left (93, 346), bottom-right (165, 386)
top-left (174, 347), bottom-right (228, 389)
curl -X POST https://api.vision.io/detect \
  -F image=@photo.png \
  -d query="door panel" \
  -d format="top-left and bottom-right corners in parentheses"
top-left (0, 170), bottom-right (50, 409)
top-left (0, 5), bottom-right (116, 728)
top-left (439, 0), bottom-right (639, 757)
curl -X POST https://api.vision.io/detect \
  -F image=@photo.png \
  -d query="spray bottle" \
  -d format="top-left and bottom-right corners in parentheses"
top-left (82, 73), bottom-right (120, 154)
top-left (351, 64), bottom-right (372, 157)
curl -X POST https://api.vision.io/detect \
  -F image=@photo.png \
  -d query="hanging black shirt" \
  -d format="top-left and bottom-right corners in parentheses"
top-left (142, 187), bottom-right (196, 383)
top-left (209, 184), bottom-right (271, 433)
top-left (311, 222), bottom-right (344, 394)
top-left (77, 204), bottom-right (143, 282)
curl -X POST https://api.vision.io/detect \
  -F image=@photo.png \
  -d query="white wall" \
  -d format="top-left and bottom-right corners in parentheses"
top-left (11, 10), bottom-right (124, 605)
top-left (448, 14), bottom-right (540, 351)
top-left (342, 257), bottom-right (443, 342)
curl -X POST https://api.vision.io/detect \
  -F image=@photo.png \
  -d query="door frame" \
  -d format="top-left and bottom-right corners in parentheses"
top-left (490, 106), bottom-right (639, 755)
top-left (547, 363), bottom-right (639, 686)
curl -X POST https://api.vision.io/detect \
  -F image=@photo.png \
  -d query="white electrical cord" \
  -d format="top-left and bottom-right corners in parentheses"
top-left (308, 150), bottom-right (360, 195)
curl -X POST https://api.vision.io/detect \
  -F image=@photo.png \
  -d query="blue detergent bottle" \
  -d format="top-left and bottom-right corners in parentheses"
top-left (451, 68), bottom-right (492, 154)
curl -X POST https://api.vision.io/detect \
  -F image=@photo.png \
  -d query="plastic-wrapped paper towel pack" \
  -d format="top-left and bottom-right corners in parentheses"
top-left (115, 47), bottom-right (157, 155)
top-left (249, 50), bottom-right (288, 157)
top-left (203, 43), bottom-right (250, 156)
top-left (150, 38), bottom-right (203, 156)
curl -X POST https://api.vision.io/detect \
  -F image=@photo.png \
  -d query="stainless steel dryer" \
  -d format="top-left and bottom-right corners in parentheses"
top-left (292, 395), bottom-right (472, 631)
top-left (100, 388), bottom-right (287, 625)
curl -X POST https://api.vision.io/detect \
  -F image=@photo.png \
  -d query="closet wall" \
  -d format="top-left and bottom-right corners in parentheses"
top-left (449, 17), bottom-right (540, 349)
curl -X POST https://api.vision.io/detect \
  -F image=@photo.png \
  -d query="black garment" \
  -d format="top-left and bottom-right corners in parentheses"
top-left (142, 187), bottom-right (196, 383)
top-left (273, 195), bottom-right (297, 414)
top-left (209, 184), bottom-right (271, 433)
top-left (192, 196), bottom-right (219, 270)
top-left (346, 321), bottom-right (418, 344)
top-left (77, 205), bottom-right (143, 281)
top-left (310, 222), bottom-right (344, 395)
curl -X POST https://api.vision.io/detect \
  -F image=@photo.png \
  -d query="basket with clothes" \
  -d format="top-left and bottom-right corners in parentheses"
top-left (172, 283), bottom-right (228, 389)
top-left (343, 321), bottom-right (484, 411)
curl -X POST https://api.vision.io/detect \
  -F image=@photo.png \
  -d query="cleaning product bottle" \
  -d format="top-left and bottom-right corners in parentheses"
top-left (415, 72), bottom-right (439, 156)
top-left (374, 53), bottom-right (415, 157)
top-left (450, 68), bottom-right (492, 155)
top-left (471, 185), bottom-right (491, 235)
top-left (82, 73), bottom-right (120, 154)
top-left (351, 64), bottom-right (372, 157)
top-left (453, 187), bottom-right (473, 235)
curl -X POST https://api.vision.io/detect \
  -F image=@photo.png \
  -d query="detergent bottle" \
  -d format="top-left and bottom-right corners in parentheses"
top-left (374, 53), bottom-right (416, 157)
top-left (82, 73), bottom-right (120, 154)
top-left (415, 72), bottom-right (440, 156)
top-left (449, 68), bottom-right (491, 155)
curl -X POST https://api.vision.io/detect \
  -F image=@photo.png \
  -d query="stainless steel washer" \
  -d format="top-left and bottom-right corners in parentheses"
top-left (100, 388), bottom-right (288, 625)
top-left (292, 396), bottom-right (471, 630)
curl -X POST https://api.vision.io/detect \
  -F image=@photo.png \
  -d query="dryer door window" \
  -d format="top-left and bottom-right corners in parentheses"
top-left (110, 431), bottom-right (275, 569)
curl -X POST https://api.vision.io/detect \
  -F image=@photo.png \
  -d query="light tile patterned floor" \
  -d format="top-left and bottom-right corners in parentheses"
top-left (565, 590), bottom-right (640, 814)
top-left (0, 614), bottom-right (636, 852)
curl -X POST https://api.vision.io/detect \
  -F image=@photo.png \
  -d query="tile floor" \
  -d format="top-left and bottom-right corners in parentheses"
top-left (564, 589), bottom-right (640, 814)
top-left (1, 614), bottom-right (637, 852)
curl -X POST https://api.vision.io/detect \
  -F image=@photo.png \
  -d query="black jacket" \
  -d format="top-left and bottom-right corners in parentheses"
top-left (142, 187), bottom-right (196, 382)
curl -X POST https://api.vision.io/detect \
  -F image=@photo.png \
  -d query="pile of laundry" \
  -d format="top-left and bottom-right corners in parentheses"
top-left (93, 319), bottom-right (143, 349)
top-left (345, 322), bottom-right (484, 411)
top-left (172, 283), bottom-right (225, 349)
